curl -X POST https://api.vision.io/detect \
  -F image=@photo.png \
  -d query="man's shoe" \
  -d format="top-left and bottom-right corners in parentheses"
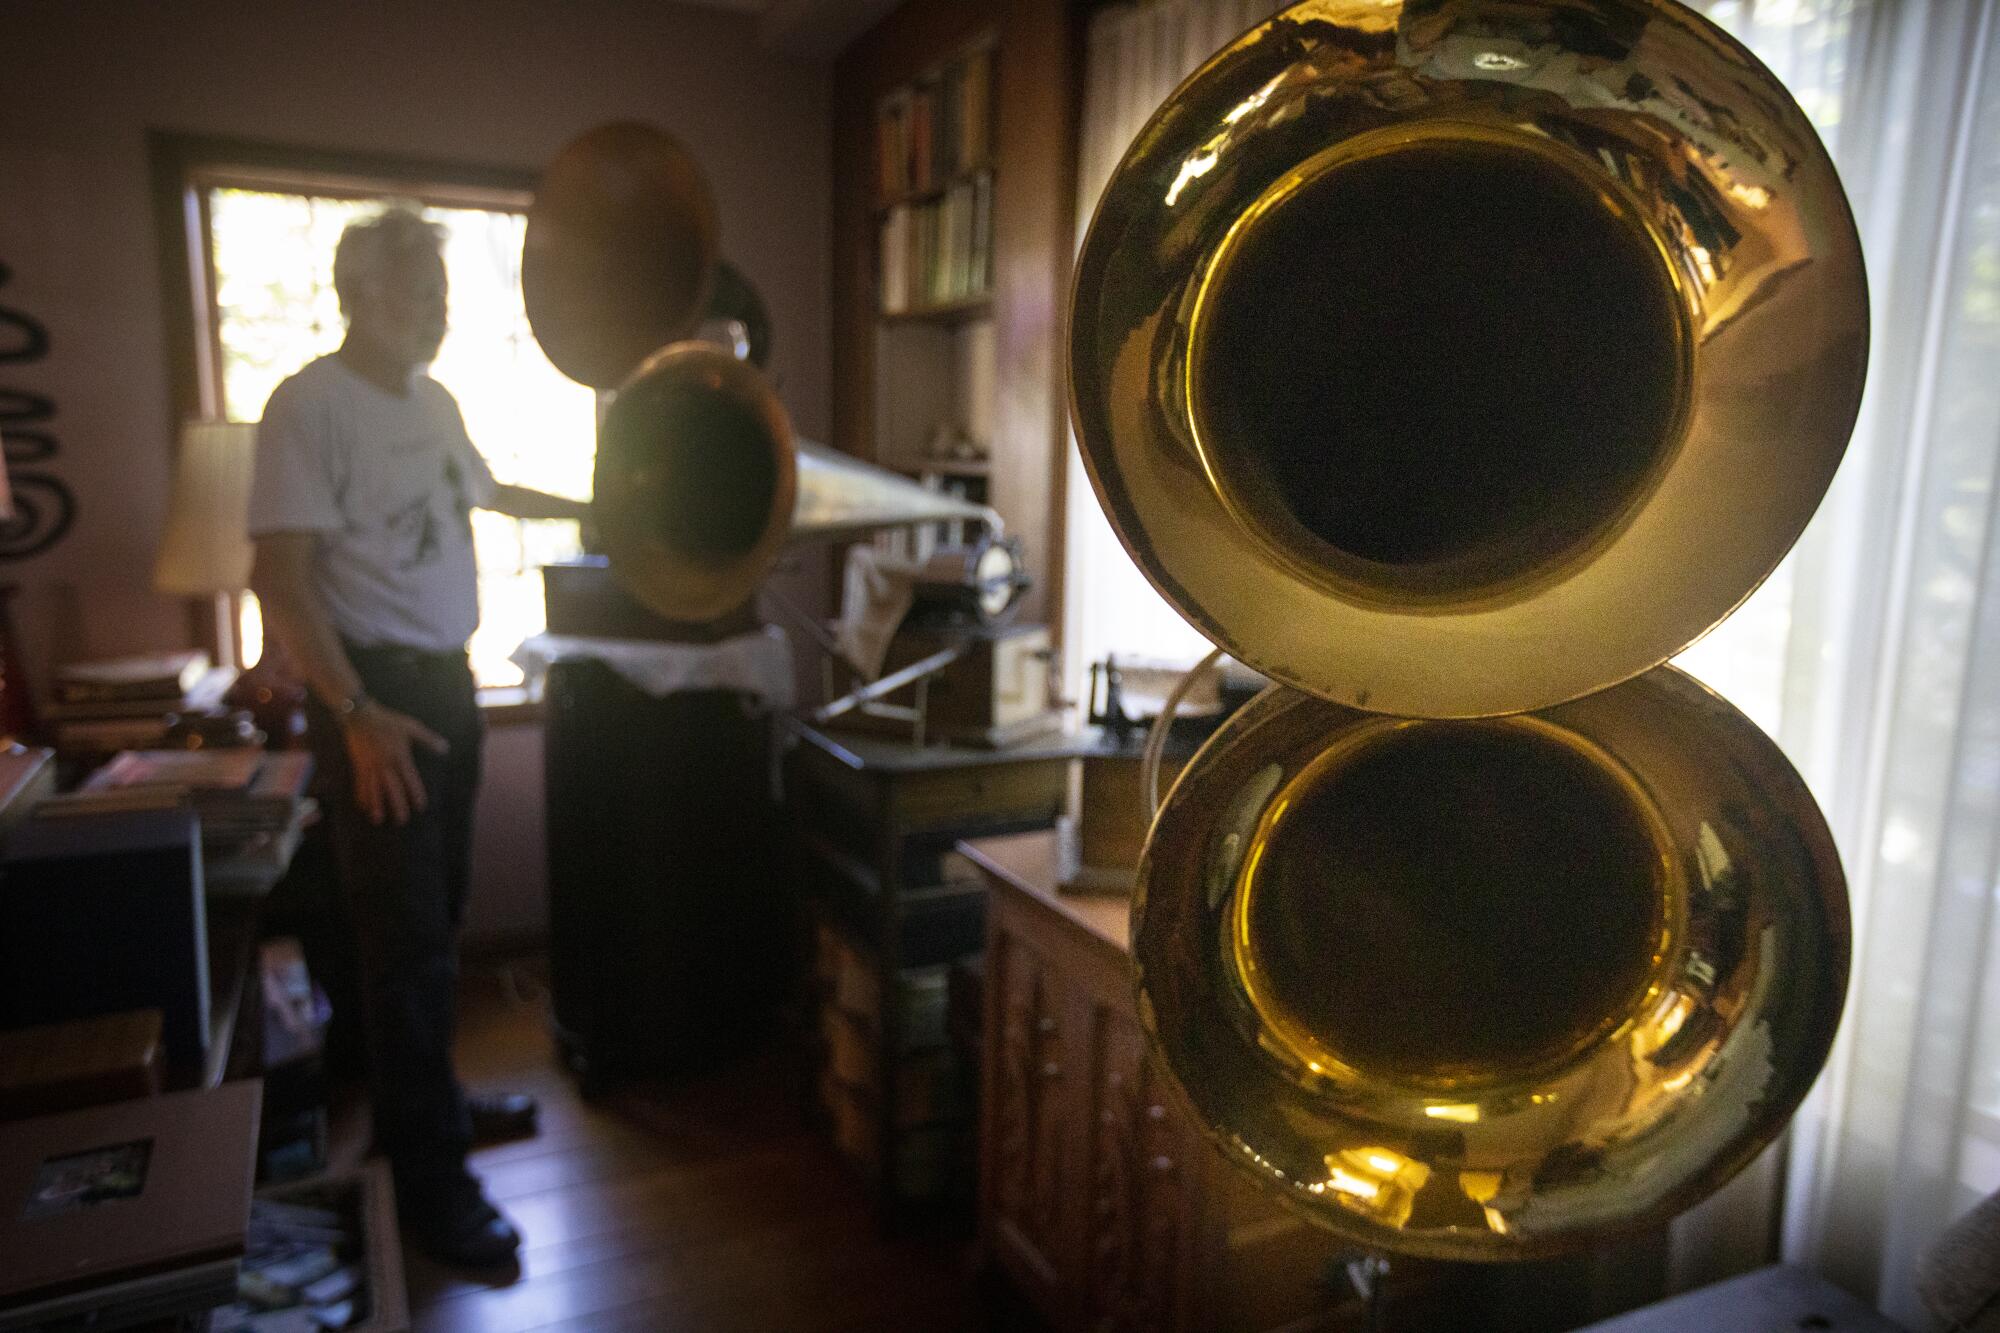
top-left (467, 1091), bottom-right (538, 1145)
top-left (399, 1174), bottom-right (522, 1270)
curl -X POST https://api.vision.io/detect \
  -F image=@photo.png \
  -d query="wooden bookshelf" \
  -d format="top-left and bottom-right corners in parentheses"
top-left (831, 0), bottom-right (1080, 629)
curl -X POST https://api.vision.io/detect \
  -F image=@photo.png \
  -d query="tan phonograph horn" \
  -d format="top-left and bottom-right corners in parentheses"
top-left (525, 123), bottom-right (998, 624)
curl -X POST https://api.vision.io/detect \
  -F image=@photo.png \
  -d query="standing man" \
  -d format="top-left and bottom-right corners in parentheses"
top-left (249, 209), bottom-right (586, 1268)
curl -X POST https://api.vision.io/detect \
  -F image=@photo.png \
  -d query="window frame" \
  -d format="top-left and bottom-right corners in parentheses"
top-left (150, 133), bottom-right (560, 713)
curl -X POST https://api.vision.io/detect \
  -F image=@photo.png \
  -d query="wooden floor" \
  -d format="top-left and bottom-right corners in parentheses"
top-left (353, 963), bottom-right (991, 1333)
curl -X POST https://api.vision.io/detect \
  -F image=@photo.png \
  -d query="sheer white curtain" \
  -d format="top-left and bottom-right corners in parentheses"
top-left (1065, 0), bottom-right (2000, 1322)
top-left (1760, 1), bottom-right (2000, 1324)
top-left (1062, 0), bottom-right (1287, 700)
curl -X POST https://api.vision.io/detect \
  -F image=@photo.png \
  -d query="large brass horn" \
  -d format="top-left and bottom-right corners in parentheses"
top-left (1071, 0), bottom-right (1867, 720)
top-left (1070, 0), bottom-right (1865, 1259)
top-left (525, 125), bottom-right (995, 623)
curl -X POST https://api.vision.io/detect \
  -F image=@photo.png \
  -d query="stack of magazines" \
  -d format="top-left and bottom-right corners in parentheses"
top-left (40, 748), bottom-right (316, 893)
top-left (71, 750), bottom-right (311, 839)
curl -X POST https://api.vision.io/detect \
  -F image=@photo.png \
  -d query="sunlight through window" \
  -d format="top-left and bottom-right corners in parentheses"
top-left (206, 184), bottom-right (596, 689)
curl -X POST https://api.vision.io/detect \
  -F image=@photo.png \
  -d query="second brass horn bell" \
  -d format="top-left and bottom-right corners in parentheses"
top-left (1070, 0), bottom-right (1867, 1259)
top-left (525, 124), bottom-right (995, 623)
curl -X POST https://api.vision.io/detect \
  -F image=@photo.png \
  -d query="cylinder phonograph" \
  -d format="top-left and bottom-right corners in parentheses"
top-left (1069, 0), bottom-right (1867, 1261)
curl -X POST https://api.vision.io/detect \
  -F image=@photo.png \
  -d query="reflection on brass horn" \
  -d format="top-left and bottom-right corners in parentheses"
top-left (1068, 0), bottom-right (1867, 1259)
top-left (1137, 671), bottom-right (1848, 1259)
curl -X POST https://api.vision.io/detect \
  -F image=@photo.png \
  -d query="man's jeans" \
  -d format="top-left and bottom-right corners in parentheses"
top-left (306, 644), bottom-right (483, 1196)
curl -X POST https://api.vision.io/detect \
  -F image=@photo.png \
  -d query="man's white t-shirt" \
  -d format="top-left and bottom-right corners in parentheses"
top-left (247, 355), bottom-right (497, 653)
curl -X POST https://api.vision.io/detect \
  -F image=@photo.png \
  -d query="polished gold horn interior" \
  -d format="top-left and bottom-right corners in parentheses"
top-left (1071, 0), bottom-right (1868, 719)
top-left (1068, 0), bottom-right (1869, 1262)
top-left (591, 342), bottom-right (995, 623)
top-left (592, 343), bottom-right (798, 624)
top-left (1135, 672), bottom-right (1848, 1259)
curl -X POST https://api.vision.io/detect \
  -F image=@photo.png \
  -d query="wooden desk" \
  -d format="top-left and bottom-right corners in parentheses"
top-left (783, 722), bottom-right (1088, 1219)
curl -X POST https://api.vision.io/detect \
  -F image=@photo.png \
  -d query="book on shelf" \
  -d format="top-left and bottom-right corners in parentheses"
top-left (960, 48), bottom-right (991, 172)
top-left (878, 175), bottom-right (992, 315)
top-left (877, 88), bottom-right (912, 203)
top-left (874, 42), bottom-right (995, 208)
top-left (970, 172), bottom-right (993, 294)
top-left (880, 204), bottom-right (912, 315)
top-left (910, 82), bottom-right (935, 194)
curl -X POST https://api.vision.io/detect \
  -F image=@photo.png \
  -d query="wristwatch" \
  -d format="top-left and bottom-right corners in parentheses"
top-left (330, 689), bottom-right (372, 722)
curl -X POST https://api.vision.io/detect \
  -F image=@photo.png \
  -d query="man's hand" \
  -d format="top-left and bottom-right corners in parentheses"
top-left (343, 702), bottom-right (449, 826)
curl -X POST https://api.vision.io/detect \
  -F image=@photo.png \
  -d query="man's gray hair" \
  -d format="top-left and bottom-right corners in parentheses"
top-left (332, 207), bottom-right (445, 317)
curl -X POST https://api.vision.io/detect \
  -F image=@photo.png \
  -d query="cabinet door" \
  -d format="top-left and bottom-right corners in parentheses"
top-left (983, 919), bottom-right (1073, 1312)
top-left (1082, 1004), bottom-right (1196, 1333)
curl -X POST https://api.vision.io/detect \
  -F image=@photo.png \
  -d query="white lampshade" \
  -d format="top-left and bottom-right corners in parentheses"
top-left (153, 420), bottom-right (257, 594)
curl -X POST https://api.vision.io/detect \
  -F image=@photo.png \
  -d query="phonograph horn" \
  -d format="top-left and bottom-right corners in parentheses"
top-left (523, 121), bottom-right (720, 392)
top-left (526, 124), bottom-right (996, 623)
top-left (1068, 0), bottom-right (1866, 1260)
top-left (592, 343), bottom-right (995, 623)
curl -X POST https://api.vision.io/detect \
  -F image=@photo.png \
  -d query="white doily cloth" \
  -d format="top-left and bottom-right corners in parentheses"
top-left (835, 544), bottom-right (921, 679)
top-left (511, 626), bottom-right (795, 711)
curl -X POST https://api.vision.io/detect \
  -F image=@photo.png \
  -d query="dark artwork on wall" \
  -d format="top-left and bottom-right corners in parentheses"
top-left (0, 262), bottom-right (78, 560)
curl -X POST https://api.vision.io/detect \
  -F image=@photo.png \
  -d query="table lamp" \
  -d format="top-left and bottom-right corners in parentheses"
top-left (153, 421), bottom-right (257, 665)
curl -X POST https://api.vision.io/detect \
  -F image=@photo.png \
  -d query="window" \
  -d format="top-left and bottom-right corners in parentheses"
top-left (178, 155), bottom-right (596, 690)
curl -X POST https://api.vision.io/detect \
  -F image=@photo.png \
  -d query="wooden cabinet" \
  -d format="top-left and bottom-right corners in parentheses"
top-left (784, 723), bottom-right (1084, 1221)
top-left (969, 832), bottom-right (1354, 1333)
top-left (966, 832), bottom-right (1675, 1333)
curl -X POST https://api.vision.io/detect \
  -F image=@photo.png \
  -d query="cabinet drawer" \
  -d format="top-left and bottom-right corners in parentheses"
top-left (889, 757), bottom-right (1068, 828)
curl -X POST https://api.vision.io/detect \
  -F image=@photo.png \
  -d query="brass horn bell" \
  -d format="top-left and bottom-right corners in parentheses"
top-left (1069, 0), bottom-right (1866, 1259)
top-left (1070, 0), bottom-right (1868, 720)
top-left (525, 125), bottom-right (997, 624)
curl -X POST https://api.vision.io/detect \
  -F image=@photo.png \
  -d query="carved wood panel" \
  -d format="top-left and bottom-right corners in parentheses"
top-left (1085, 1003), bottom-right (1191, 1333)
top-left (991, 925), bottom-right (1069, 1278)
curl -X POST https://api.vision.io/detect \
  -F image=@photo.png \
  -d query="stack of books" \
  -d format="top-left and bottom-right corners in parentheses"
top-left (878, 176), bottom-right (992, 315)
top-left (71, 749), bottom-right (312, 841)
top-left (875, 43), bottom-right (993, 205)
top-left (40, 749), bottom-right (316, 897)
top-left (19, 744), bottom-right (314, 902)
top-left (46, 651), bottom-right (240, 753)
top-left (875, 43), bottom-right (996, 316)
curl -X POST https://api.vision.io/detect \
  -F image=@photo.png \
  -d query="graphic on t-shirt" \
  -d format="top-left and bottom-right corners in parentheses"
top-left (388, 490), bottom-right (442, 570)
top-left (386, 450), bottom-right (477, 571)
top-left (443, 455), bottom-right (474, 537)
